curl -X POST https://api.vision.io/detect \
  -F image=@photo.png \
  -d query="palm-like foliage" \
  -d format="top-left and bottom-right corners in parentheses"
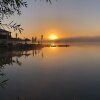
top-left (0, 21), bottom-right (23, 34)
top-left (41, 35), bottom-right (43, 44)
top-left (0, 0), bottom-right (52, 18)
top-left (0, 0), bottom-right (27, 17)
top-left (0, 0), bottom-right (53, 34)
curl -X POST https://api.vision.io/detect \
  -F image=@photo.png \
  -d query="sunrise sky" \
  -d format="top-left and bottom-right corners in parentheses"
top-left (5, 0), bottom-right (100, 40)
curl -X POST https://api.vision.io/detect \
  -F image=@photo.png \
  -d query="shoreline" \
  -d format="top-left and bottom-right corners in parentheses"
top-left (0, 43), bottom-right (70, 50)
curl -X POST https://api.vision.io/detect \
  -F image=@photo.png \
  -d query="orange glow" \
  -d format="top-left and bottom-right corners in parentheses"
top-left (49, 34), bottom-right (58, 40)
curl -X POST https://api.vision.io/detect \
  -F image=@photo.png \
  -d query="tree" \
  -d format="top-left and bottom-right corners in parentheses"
top-left (34, 36), bottom-right (37, 43)
top-left (0, 0), bottom-right (27, 18)
top-left (0, 0), bottom-right (52, 19)
top-left (16, 33), bottom-right (18, 39)
top-left (0, 0), bottom-right (53, 34)
top-left (32, 37), bottom-right (34, 44)
top-left (0, 0), bottom-right (27, 33)
top-left (41, 35), bottom-right (44, 44)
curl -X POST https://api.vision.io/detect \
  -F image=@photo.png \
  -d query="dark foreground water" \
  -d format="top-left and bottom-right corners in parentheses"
top-left (0, 45), bottom-right (100, 100)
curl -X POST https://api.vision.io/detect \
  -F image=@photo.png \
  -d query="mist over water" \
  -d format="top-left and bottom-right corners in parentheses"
top-left (0, 45), bottom-right (100, 100)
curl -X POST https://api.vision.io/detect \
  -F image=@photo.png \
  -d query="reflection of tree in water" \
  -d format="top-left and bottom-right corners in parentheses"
top-left (32, 49), bottom-right (41, 57)
top-left (32, 49), bottom-right (44, 59)
top-left (0, 57), bottom-right (15, 67)
top-left (0, 52), bottom-right (20, 88)
top-left (0, 69), bottom-right (8, 88)
top-left (0, 47), bottom-right (43, 88)
top-left (42, 52), bottom-right (44, 58)
top-left (0, 49), bottom-right (30, 88)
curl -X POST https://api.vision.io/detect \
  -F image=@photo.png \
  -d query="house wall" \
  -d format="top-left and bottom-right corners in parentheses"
top-left (0, 32), bottom-right (11, 45)
top-left (0, 40), bottom-right (7, 44)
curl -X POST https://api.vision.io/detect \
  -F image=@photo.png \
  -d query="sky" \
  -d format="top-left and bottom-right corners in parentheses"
top-left (4, 0), bottom-right (100, 40)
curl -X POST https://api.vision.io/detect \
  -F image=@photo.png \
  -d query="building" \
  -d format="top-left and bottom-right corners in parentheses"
top-left (0, 29), bottom-right (11, 46)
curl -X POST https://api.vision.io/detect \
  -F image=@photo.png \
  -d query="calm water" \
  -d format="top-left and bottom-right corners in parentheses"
top-left (0, 45), bottom-right (100, 100)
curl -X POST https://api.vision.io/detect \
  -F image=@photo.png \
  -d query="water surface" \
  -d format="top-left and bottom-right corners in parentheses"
top-left (0, 45), bottom-right (100, 100)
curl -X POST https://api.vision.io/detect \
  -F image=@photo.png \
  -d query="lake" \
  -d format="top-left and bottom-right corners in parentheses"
top-left (0, 45), bottom-right (100, 100)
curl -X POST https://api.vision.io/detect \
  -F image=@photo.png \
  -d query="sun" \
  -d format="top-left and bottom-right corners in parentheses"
top-left (49, 34), bottom-right (58, 40)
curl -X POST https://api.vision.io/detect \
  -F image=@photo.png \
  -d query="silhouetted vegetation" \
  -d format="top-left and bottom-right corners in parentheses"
top-left (0, 47), bottom-right (43, 88)
top-left (41, 35), bottom-right (44, 44)
top-left (0, 0), bottom-right (27, 18)
top-left (0, 0), bottom-right (53, 19)
top-left (0, 0), bottom-right (54, 35)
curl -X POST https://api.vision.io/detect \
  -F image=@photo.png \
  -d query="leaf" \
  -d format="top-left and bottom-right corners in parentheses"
top-left (9, 21), bottom-right (14, 25)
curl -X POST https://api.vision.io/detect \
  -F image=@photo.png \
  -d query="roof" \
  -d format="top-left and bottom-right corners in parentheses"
top-left (0, 29), bottom-right (11, 33)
